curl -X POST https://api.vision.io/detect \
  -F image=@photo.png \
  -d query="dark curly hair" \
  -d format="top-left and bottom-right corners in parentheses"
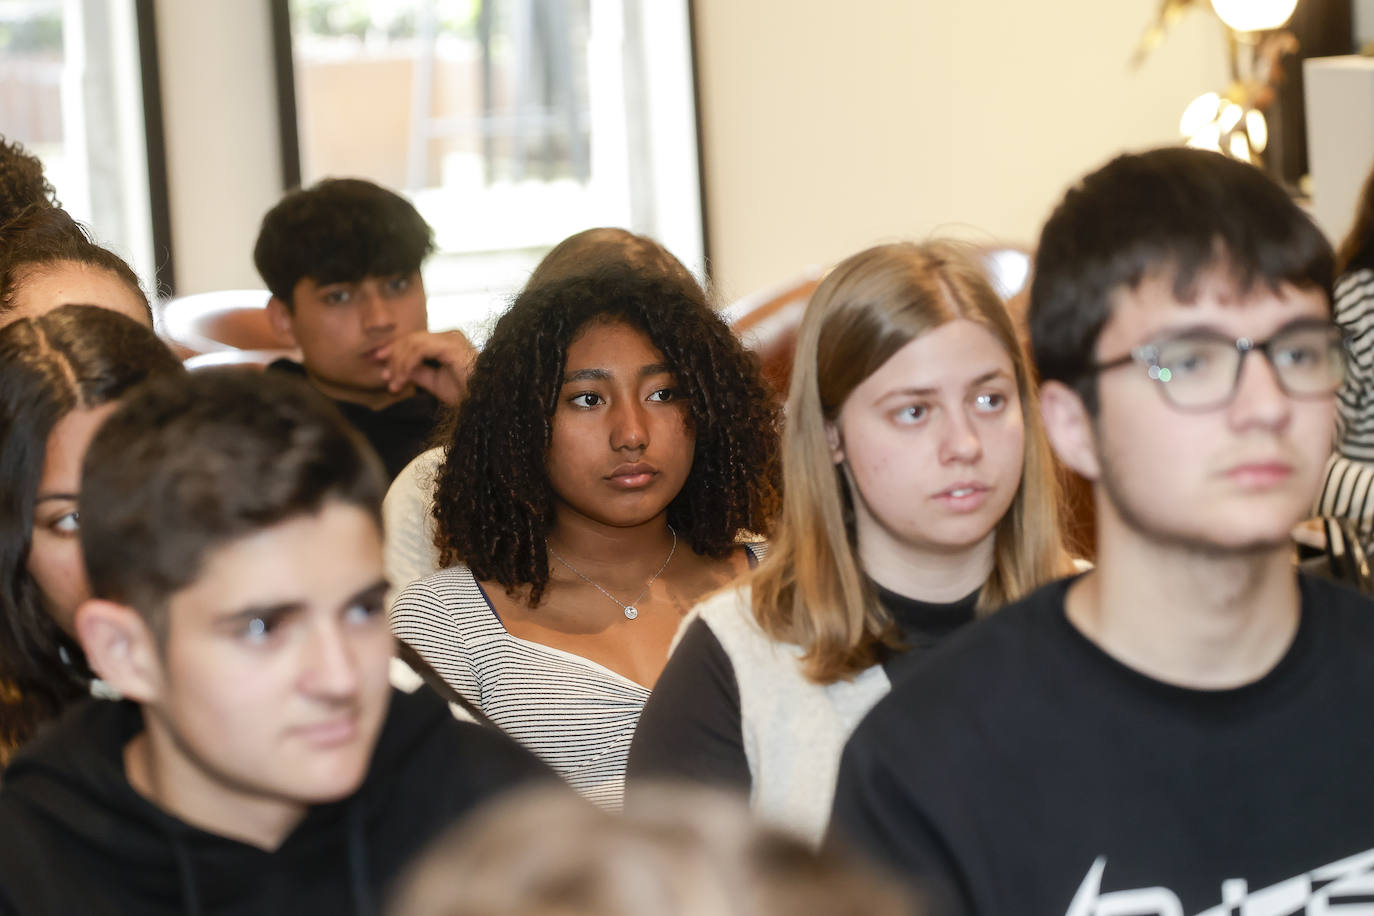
top-left (0, 207), bottom-right (150, 321)
top-left (433, 268), bottom-right (781, 605)
top-left (0, 134), bottom-right (58, 231)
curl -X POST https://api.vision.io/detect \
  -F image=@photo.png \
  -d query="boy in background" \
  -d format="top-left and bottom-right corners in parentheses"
top-left (255, 178), bottom-right (474, 478)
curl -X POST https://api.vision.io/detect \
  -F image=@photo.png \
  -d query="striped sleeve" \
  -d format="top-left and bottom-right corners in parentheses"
top-left (390, 576), bottom-right (482, 710)
top-left (1316, 454), bottom-right (1374, 542)
top-left (1335, 270), bottom-right (1374, 459)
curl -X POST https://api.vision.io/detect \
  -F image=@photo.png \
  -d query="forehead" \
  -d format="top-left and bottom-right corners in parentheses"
top-left (12, 262), bottom-right (150, 328)
top-left (166, 504), bottom-right (383, 626)
top-left (564, 319), bottom-right (663, 367)
top-left (1100, 269), bottom-right (1330, 352)
top-left (857, 319), bottom-right (1015, 396)
top-left (42, 403), bottom-right (119, 491)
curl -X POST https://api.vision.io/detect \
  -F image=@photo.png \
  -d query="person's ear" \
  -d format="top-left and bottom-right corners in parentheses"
top-left (266, 296), bottom-right (298, 348)
top-left (824, 420), bottom-right (844, 465)
top-left (75, 599), bottom-right (164, 703)
top-left (1039, 381), bottom-right (1100, 481)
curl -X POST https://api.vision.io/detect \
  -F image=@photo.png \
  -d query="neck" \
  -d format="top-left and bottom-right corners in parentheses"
top-left (857, 526), bottom-right (994, 604)
top-left (1068, 518), bottom-right (1301, 690)
top-left (125, 721), bottom-right (306, 852)
top-left (305, 371), bottom-right (414, 411)
top-left (546, 511), bottom-right (677, 575)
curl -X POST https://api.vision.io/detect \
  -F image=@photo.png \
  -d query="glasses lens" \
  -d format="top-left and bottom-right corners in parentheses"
top-left (1152, 337), bottom-right (1239, 407)
top-left (1269, 325), bottom-right (1346, 395)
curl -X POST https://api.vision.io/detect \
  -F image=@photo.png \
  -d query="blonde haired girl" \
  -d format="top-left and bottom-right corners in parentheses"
top-left (627, 241), bottom-right (1072, 842)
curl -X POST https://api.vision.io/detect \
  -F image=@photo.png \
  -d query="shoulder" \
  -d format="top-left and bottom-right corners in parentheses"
top-left (684, 584), bottom-right (772, 658)
top-left (368, 688), bottom-right (551, 796)
top-left (851, 577), bottom-right (1072, 739)
top-left (395, 565), bottom-right (481, 604)
top-left (1299, 572), bottom-right (1374, 634)
top-left (385, 447), bottom-right (444, 509)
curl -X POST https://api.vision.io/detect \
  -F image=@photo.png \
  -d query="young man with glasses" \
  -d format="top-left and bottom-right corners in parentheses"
top-left (828, 148), bottom-right (1374, 915)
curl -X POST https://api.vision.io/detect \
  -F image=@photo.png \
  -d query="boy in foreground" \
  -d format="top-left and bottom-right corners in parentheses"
top-left (0, 370), bottom-right (548, 914)
top-left (829, 148), bottom-right (1374, 914)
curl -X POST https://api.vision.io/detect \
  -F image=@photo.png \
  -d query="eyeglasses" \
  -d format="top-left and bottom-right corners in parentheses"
top-left (1088, 320), bottom-right (1348, 412)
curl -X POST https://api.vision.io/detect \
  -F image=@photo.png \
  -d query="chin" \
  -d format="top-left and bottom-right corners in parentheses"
top-left (287, 759), bottom-right (372, 804)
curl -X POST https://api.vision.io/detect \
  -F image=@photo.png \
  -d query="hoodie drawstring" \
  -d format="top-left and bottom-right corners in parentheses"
top-left (347, 800), bottom-right (375, 916)
top-left (157, 817), bottom-right (204, 916)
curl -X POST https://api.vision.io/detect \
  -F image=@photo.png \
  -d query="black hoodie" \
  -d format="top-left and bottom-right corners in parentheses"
top-left (0, 687), bottom-right (552, 915)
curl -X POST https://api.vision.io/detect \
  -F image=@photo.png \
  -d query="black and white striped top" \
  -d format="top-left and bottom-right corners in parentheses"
top-left (390, 548), bottom-right (761, 810)
top-left (1317, 270), bottom-right (1374, 537)
top-left (1335, 269), bottom-right (1374, 459)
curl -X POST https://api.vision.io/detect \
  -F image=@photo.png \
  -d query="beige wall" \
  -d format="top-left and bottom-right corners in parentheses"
top-left (154, 0), bottom-right (282, 294)
top-left (155, 0), bottom-right (1228, 298)
top-left (692, 0), bottom-right (1229, 301)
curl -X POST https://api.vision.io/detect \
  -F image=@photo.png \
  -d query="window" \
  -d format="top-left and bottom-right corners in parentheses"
top-left (279, 0), bottom-right (705, 340)
top-left (0, 0), bottom-right (170, 295)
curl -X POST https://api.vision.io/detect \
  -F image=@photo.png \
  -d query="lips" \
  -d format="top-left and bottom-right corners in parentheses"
top-left (934, 482), bottom-right (989, 499)
top-left (360, 342), bottom-right (391, 362)
top-left (933, 482), bottom-right (991, 513)
top-left (291, 716), bottom-right (359, 748)
top-left (606, 462), bottom-right (658, 489)
top-left (1223, 461), bottom-right (1294, 488)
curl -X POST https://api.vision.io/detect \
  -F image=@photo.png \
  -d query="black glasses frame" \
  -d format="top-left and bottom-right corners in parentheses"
top-left (1086, 320), bottom-right (1348, 413)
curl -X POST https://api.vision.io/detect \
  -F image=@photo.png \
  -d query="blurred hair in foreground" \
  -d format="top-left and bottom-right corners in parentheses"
top-left (387, 783), bottom-right (921, 916)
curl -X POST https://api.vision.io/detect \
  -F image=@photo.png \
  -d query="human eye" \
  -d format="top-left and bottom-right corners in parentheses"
top-left (568, 392), bottom-right (604, 409)
top-left (320, 287), bottom-right (352, 305)
top-left (1270, 330), bottom-right (1327, 369)
top-left (239, 614), bottom-right (281, 646)
top-left (343, 597), bottom-right (385, 626)
top-left (47, 510), bottom-right (80, 536)
top-left (891, 403), bottom-right (929, 425)
top-left (1157, 338), bottom-right (1225, 378)
top-left (646, 387), bottom-right (679, 403)
top-left (385, 274), bottom-right (413, 294)
top-left (973, 391), bottom-right (1008, 413)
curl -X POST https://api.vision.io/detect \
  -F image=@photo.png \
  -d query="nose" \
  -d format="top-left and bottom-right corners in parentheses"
top-left (358, 285), bottom-right (395, 333)
top-left (1227, 348), bottom-right (1291, 431)
top-left (610, 399), bottom-right (648, 452)
top-left (939, 407), bottom-right (983, 465)
top-left (300, 621), bottom-right (361, 700)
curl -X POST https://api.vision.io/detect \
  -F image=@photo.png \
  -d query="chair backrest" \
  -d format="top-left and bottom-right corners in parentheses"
top-left (158, 289), bottom-right (299, 369)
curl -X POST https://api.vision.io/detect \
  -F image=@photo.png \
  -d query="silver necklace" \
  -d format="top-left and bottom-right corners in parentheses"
top-left (546, 527), bottom-right (677, 620)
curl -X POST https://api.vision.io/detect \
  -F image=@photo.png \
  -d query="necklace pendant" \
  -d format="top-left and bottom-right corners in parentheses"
top-left (624, 606), bottom-right (639, 620)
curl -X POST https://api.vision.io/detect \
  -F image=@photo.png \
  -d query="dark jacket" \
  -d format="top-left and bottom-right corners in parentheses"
top-left (0, 687), bottom-right (551, 915)
top-left (266, 358), bottom-right (441, 481)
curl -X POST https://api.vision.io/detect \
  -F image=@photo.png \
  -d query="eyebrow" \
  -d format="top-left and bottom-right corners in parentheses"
top-left (562, 363), bottom-right (673, 384)
top-left (215, 578), bottom-right (389, 626)
top-left (35, 492), bottom-right (78, 505)
top-left (1144, 316), bottom-right (1331, 344)
top-left (874, 369), bottom-right (1012, 402)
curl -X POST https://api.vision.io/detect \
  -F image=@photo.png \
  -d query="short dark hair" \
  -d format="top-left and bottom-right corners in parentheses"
top-left (80, 370), bottom-right (387, 635)
top-left (1029, 147), bottom-right (1334, 411)
top-left (253, 178), bottom-right (436, 307)
top-left (0, 207), bottom-right (151, 320)
top-left (433, 267), bottom-right (781, 605)
top-left (0, 306), bottom-right (182, 751)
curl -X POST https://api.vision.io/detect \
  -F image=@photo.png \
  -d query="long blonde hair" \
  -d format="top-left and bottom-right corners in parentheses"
top-left (751, 241), bottom-right (1069, 684)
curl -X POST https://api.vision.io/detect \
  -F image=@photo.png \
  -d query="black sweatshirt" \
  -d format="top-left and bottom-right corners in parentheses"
top-left (0, 687), bottom-right (552, 915)
top-left (828, 574), bottom-right (1374, 916)
top-left (267, 359), bottom-right (440, 481)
